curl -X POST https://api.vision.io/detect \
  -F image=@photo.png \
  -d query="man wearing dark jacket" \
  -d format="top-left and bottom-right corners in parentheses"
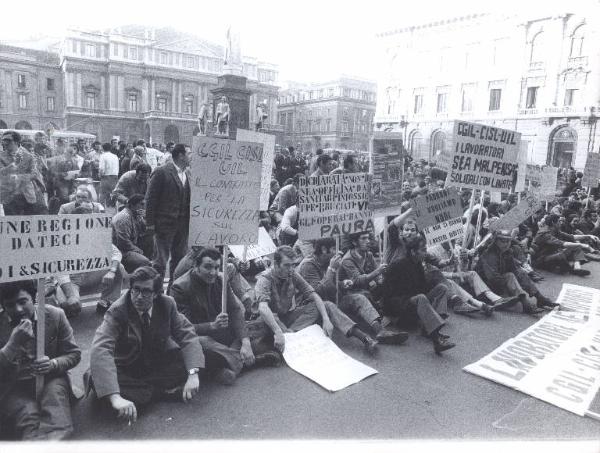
top-left (171, 248), bottom-right (280, 385)
top-left (0, 281), bottom-right (81, 440)
top-left (112, 194), bottom-right (152, 272)
top-left (382, 234), bottom-right (456, 354)
top-left (89, 267), bottom-right (203, 423)
top-left (145, 144), bottom-right (191, 288)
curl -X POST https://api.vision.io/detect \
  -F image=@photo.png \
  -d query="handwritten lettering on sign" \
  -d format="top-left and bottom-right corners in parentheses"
top-left (298, 173), bottom-right (373, 240)
top-left (582, 153), bottom-right (600, 188)
top-left (190, 136), bottom-right (263, 247)
top-left (445, 121), bottom-right (520, 191)
top-left (236, 129), bottom-right (276, 210)
top-left (409, 188), bottom-right (463, 231)
top-left (0, 214), bottom-right (113, 283)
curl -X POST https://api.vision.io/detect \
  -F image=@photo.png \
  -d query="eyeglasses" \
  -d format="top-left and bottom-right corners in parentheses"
top-left (131, 287), bottom-right (155, 298)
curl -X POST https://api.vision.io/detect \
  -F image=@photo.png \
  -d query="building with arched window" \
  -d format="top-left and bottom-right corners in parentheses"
top-left (1, 27), bottom-right (279, 144)
top-left (374, 10), bottom-right (600, 170)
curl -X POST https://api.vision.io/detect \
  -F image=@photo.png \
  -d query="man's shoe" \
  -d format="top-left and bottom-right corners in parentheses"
top-left (536, 293), bottom-right (559, 309)
top-left (375, 329), bottom-right (409, 345)
top-left (420, 328), bottom-right (448, 340)
top-left (95, 299), bottom-right (111, 314)
top-left (569, 268), bottom-right (591, 277)
top-left (523, 305), bottom-right (544, 315)
top-left (433, 337), bottom-right (456, 354)
top-left (480, 303), bottom-right (493, 317)
top-left (362, 336), bottom-right (379, 355)
top-left (453, 303), bottom-right (480, 314)
top-left (492, 296), bottom-right (520, 311)
top-left (214, 368), bottom-right (236, 386)
top-left (254, 351), bottom-right (282, 368)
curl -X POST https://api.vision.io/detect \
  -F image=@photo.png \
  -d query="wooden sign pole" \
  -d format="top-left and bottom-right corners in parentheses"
top-left (35, 278), bottom-right (45, 402)
top-left (221, 245), bottom-right (228, 313)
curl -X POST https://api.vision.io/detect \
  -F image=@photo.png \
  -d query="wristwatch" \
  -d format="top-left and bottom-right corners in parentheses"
top-left (188, 368), bottom-right (200, 376)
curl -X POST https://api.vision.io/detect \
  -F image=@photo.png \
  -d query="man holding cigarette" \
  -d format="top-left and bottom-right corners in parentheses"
top-left (0, 280), bottom-right (81, 440)
top-left (89, 266), bottom-right (203, 423)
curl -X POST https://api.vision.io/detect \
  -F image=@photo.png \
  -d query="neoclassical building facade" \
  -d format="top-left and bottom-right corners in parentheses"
top-left (374, 11), bottom-right (600, 169)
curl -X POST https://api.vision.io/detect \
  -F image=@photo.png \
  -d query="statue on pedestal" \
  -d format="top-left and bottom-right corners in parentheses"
top-left (223, 26), bottom-right (243, 76)
top-left (215, 96), bottom-right (230, 135)
top-left (255, 102), bottom-right (268, 131)
top-left (197, 103), bottom-right (209, 136)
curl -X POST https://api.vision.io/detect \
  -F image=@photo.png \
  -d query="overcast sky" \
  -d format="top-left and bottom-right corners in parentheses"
top-left (0, 0), bottom-right (595, 83)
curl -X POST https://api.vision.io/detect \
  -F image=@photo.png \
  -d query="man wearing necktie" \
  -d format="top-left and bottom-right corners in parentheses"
top-left (0, 280), bottom-right (81, 440)
top-left (89, 266), bottom-right (204, 423)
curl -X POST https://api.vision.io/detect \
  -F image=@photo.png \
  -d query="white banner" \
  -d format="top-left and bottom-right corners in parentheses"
top-left (464, 284), bottom-right (600, 417)
top-left (0, 214), bottom-right (112, 283)
top-left (283, 324), bottom-right (378, 392)
top-left (236, 129), bottom-right (276, 210)
top-left (229, 227), bottom-right (276, 261)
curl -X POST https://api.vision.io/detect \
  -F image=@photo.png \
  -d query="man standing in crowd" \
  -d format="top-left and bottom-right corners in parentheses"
top-left (112, 194), bottom-right (152, 273)
top-left (112, 163), bottom-right (151, 209)
top-left (171, 248), bottom-right (281, 385)
top-left (0, 130), bottom-right (47, 215)
top-left (477, 229), bottom-right (556, 313)
top-left (130, 146), bottom-right (149, 171)
top-left (146, 144), bottom-right (192, 289)
top-left (298, 238), bottom-right (408, 346)
top-left (256, 246), bottom-right (379, 354)
top-left (86, 141), bottom-right (102, 180)
top-left (48, 141), bottom-right (80, 210)
top-left (89, 267), bottom-right (203, 423)
top-left (99, 143), bottom-right (119, 208)
top-left (310, 154), bottom-right (332, 177)
top-left (0, 281), bottom-right (81, 440)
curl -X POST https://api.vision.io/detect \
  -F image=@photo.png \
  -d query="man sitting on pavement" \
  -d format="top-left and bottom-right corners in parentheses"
top-left (256, 246), bottom-right (378, 355)
top-left (112, 194), bottom-right (152, 273)
top-left (171, 248), bottom-right (281, 385)
top-left (0, 281), bottom-right (81, 440)
top-left (531, 213), bottom-right (595, 276)
top-left (477, 229), bottom-right (557, 313)
top-left (89, 266), bottom-right (203, 424)
top-left (381, 234), bottom-right (456, 355)
top-left (298, 238), bottom-right (408, 346)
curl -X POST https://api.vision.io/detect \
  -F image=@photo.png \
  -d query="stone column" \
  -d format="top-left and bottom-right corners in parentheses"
top-left (142, 78), bottom-right (149, 112)
top-left (150, 79), bottom-right (156, 110)
top-left (76, 73), bottom-right (82, 107)
top-left (118, 75), bottom-right (125, 110)
top-left (171, 79), bottom-right (177, 112)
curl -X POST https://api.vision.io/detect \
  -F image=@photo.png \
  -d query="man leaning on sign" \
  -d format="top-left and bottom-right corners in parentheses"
top-left (0, 280), bottom-right (81, 440)
top-left (256, 246), bottom-right (378, 355)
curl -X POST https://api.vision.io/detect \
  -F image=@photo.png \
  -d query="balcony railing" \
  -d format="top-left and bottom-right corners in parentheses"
top-left (518, 108), bottom-right (538, 115)
top-left (529, 61), bottom-right (544, 70)
top-left (66, 106), bottom-right (142, 119)
top-left (568, 56), bottom-right (588, 68)
top-left (143, 110), bottom-right (197, 120)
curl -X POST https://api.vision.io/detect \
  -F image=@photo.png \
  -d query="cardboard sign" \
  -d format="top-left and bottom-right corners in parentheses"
top-left (229, 227), bottom-right (276, 261)
top-left (190, 136), bottom-right (262, 247)
top-left (236, 129), bottom-right (276, 210)
top-left (0, 214), bottom-right (112, 283)
top-left (489, 192), bottom-right (543, 232)
top-left (445, 121), bottom-right (520, 191)
top-left (464, 284), bottom-right (600, 417)
top-left (582, 153), bottom-right (600, 188)
top-left (298, 172), bottom-right (373, 240)
top-left (409, 188), bottom-right (463, 231)
top-left (526, 164), bottom-right (543, 186)
top-left (283, 324), bottom-right (378, 392)
top-left (370, 133), bottom-right (404, 216)
top-left (422, 216), bottom-right (464, 247)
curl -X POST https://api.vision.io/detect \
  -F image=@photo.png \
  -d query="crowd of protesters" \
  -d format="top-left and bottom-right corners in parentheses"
top-left (1, 128), bottom-right (600, 440)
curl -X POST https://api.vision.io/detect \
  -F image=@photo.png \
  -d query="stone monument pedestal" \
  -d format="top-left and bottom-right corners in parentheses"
top-left (210, 74), bottom-right (251, 139)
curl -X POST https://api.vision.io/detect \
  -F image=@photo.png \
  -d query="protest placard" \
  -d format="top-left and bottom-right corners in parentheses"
top-left (489, 192), bottom-right (543, 232)
top-left (229, 227), bottom-right (276, 261)
top-left (464, 284), bottom-right (600, 417)
top-left (526, 164), bottom-right (543, 186)
top-left (445, 121), bottom-right (520, 191)
top-left (422, 216), bottom-right (464, 247)
top-left (582, 153), bottom-right (600, 188)
top-left (370, 132), bottom-right (404, 216)
top-left (298, 172), bottom-right (373, 240)
top-left (409, 188), bottom-right (463, 231)
top-left (0, 214), bottom-right (112, 283)
top-left (283, 324), bottom-right (378, 392)
top-left (190, 136), bottom-right (262, 247)
top-left (236, 128), bottom-right (276, 210)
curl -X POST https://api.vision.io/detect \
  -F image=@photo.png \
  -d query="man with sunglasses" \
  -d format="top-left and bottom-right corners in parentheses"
top-left (89, 266), bottom-right (203, 423)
